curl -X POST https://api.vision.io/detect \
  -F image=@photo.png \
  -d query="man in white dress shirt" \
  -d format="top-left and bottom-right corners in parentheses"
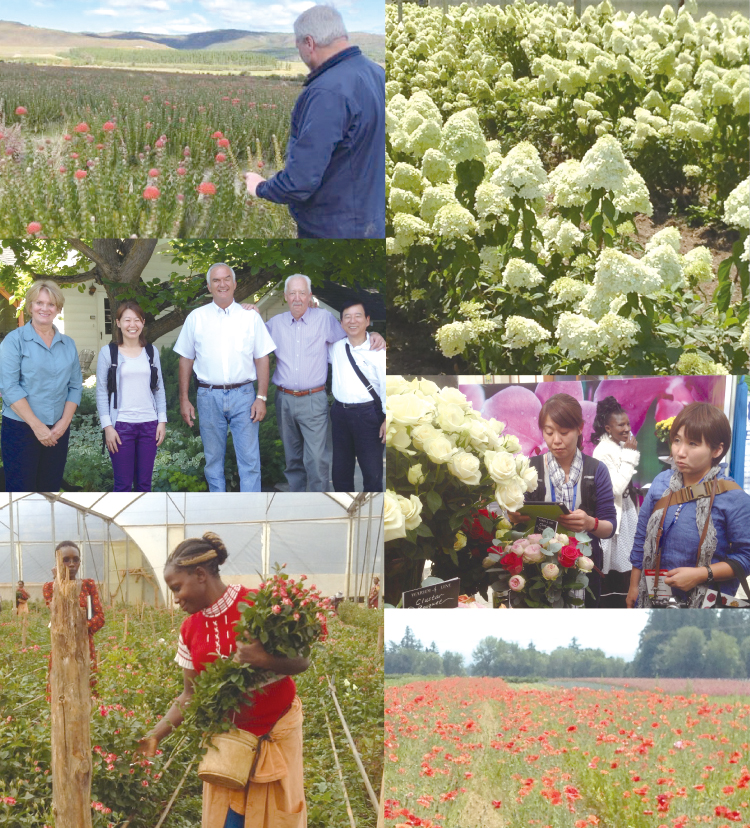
top-left (173, 263), bottom-right (276, 492)
top-left (328, 299), bottom-right (385, 492)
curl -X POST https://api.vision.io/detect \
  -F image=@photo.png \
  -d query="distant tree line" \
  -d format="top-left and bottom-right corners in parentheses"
top-left (386, 610), bottom-right (750, 679)
top-left (68, 48), bottom-right (278, 69)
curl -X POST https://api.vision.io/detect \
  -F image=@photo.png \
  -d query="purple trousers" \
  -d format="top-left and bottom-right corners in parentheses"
top-left (109, 420), bottom-right (158, 492)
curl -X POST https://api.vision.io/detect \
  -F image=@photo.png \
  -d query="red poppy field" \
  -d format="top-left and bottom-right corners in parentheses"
top-left (384, 677), bottom-right (750, 828)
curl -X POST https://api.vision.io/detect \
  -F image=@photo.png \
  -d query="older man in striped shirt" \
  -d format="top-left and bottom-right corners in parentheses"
top-left (264, 274), bottom-right (384, 492)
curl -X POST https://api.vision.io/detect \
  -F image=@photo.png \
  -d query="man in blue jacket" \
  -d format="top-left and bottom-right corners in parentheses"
top-left (245, 5), bottom-right (385, 239)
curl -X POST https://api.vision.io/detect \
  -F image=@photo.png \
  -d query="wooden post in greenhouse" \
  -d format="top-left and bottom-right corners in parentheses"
top-left (574, 0), bottom-right (581, 18)
top-left (376, 772), bottom-right (385, 828)
top-left (378, 625), bottom-right (384, 652)
top-left (50, 551), bottom-right (93, 828)
top-left (397, 0), bottom-right (403, 22)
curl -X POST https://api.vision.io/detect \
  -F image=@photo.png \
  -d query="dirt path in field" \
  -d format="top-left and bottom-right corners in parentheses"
top-left (456, 701), bottom-right (507, 828)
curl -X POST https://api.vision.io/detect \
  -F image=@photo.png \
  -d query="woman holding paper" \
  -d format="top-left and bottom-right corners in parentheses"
top-left (626, 403), bottom-right (750, 608)
top-left (509, 393), bottom-right (617, 607)
top-left (43, 540), bottom-right (105, 681)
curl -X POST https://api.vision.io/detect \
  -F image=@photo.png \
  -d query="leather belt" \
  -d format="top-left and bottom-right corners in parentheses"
top-left (334, 399), bottom-right (377, 409)
top-left (278, 385), bottom-right (326, 397)
top-left (197, 379), bottom-right (253, 390)
top-left (654, 479), bottom-right (740, 511)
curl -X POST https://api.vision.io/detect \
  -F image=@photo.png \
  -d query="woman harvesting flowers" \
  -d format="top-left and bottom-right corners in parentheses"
top-left (139, 532), bottom-right (326, 828)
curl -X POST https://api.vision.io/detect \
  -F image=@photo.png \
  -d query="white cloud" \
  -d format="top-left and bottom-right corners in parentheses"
top-left (89, 7), bottom-right (121, 15)
top-left (200, 0), bottom-right (316, 29)
top-left (146, 13), bottom-right (211, 33)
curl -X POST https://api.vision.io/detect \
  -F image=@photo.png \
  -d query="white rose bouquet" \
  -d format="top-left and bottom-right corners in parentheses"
top-left (385, 376), bottom-right (537, 604)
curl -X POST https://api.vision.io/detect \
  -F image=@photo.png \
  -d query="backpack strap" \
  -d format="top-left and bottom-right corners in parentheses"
top-left (654, 479), bottom-right (741, 511)
top-left (145, 342), bottom-right (159, 392)
top-left (107, 342), bottom-right (119, 410)
top-left (580, 454), bottom-right (599, 517)
top-left (526, 455), bottom-right (546, 502)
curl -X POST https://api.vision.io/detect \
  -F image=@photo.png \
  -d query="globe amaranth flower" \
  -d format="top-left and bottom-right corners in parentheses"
top-left (556, 312), bottom-right (601, 360)
top-left (642, 242), bottom-right (684, 288)
top-left (503, 316), bottom-right (551, 349)
top-left (421, 148), bottom-right (453, 184)
top-left (724, 177), bottom-right (749, 229)
top-left (439, 108), bottom-right (488, 163)
top-left (432, 203), bottom-right (479, 240)
top-left (502, 258), bottom-right (545, 292)
top-left (490, 141), bottom-right (548, 201)
top-left (576, 134), bottom-right (634, 193)
top-left (675, 352), bottom-right (730, 375)
top-left (420, 184), bottom-right (459, 225)
top-left (549, 276), bottom-right (589, 303)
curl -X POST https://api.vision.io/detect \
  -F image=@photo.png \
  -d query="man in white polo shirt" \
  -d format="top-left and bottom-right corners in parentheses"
top-left (329, 298), bottom-right (385, 492)
top-left (173, 263), bottom-right (276, 492)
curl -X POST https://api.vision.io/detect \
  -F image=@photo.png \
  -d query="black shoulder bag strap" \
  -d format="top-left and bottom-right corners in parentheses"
top-left (527, 455), bottom-right (546, 502)
top-left (145, 342), bottom-right (159, 392)
top-left (107, 342), bottom-right (119, 409)
top-left (580, 454), bottom-right (599, 518)
top-left (345, 343), bottom-right (385, 423)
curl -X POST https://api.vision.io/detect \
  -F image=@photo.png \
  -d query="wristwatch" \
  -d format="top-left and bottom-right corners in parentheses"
top-left (705, 564), bottom-right (714, 583)
top-left (257, 395), bottom-right (267, 402)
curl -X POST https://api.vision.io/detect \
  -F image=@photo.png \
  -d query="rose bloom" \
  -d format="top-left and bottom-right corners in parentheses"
top-left (197, 182), bottom-right (216, 195)
top-left (26, 222), bottom-right (42, 234)
top-left (215, 153), bottom-right (227, 162)
top-left (148, 168), bottom-right (160, 177)
top-left (177, 167), bottom-right (186, 176)
top-left (542, 562), bottom-right (560, 580)
top-left (558, 544), bottom-right (582, 568)
top-left (63, 134), bottom-right (71, 141)
top-left (74, 122), bottom-right (89, 133)
top-left (74, 169), bottom-right (87, 180)
top-left (212, 131), bottom-right (224, 138)
top-left (523, 543), bottom-right (545, 564)
top-left (143, 186), bottom-right (160, 200)
top-left (103, 121), bottom-right (116, 131)
top-left (576, 556), bottom-right (594, 572)
top-left (59, 166), bottom-right (67, 173)
top-left (218, 138), bottom-right (230, 147)
top-left (271, 604), bottom-right (281, 614)
top-left (155, 137), bottom-right (166, 148)
top-left (15, 106), bottom-right (27, 115)
top-left (509, 575), bottom-right (526, 591)
top-left (499, 551), bottom-right (524, 575)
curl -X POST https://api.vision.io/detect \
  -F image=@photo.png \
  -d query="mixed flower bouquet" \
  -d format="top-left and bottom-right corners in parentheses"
top-left (185, 565), bottom-right (331, 739)
top-left (484, 527), bottom-right (596, 608)
top-left (385, 376), bottom-right (537, 604)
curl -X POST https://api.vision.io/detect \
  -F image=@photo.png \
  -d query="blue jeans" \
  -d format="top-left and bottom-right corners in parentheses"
top-left (196, 384), bottom-right (261, 492)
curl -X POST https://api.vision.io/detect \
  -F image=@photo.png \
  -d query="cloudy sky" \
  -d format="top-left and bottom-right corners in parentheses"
top-left (8, 0), bottom-right (384, 35)
top-left (385, 609), bottom-right (651, 662)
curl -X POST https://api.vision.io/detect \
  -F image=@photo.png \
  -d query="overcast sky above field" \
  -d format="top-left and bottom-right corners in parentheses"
top-left (386, 610), bottom-right (651, 662)
top-left (5, 0), bottom-right (384, 35)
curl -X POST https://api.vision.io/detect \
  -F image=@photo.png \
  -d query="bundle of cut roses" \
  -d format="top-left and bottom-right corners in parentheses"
top-left (483, 527), bottom-right (595, 608)
top-left (185, 564), bottom-right (331, 738)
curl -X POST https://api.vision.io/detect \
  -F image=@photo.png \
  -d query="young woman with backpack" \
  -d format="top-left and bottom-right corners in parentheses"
top-left (95, 300), bottom-right (167, 491)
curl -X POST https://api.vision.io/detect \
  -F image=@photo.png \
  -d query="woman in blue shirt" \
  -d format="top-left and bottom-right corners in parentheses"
top-left (627, 402), bottom-right (750, 608)
top-left (0, 281), bottom-right (82, 491)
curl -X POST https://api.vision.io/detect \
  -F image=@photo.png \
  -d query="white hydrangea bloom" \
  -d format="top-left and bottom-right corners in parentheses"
top-left (686, 120), bottom-right (712, 141)
top-left (432, 203), bottom-right (479, 240)
top-left (593, 248), bottom-right (662, 297)
top-left (724, 177), bottom-right (750, 229)
top-left (577, 135), bottom-right (633, 193)
top-left (435, 321), bottom-right (473, 357)
top-left (597, 313), bottom-right (640, 353)
top-left (503, 316), bottom-right (551, 348)
top-left (642, 244), bottom-right (684, 288)
top-left (549, 276), bottom-right (590, 303)
top-left (542, 216), bottom-right (585, 257)
top-left (421, 148), bottom-right (453, 184)
top-left (548, 159), bottom-right (587, 207)
top-left (556, 312), bottom-right (601, 360)
top-left (440, 108), bottom-right (488, 163)
top-left (502, 258), bottom-right (545, 291)
top-left (645, 226), bottom-right (682, 253)
top-left (739, 319), bottom-right (750, 357)
top-left (681, 246), bottom-right (713, 283)
top-left (391, 162), bottom-right (424, 195)
top-left (479, 246), bottom-right (505, 281)
top-left (490, 142), bottom-right (548, 201)
top-left (612, 170), bottom-right (653, 216)
top-left (389, 187), bottom-right (421, 215)
top-left (675, 352), bottom-right (730, 375)
top-left (475, 181), bottom-right (511, 219)
top-left (579, 285), bottom-right (616, 321)
top-left (420, 184), bottom-right (459, 225)
top-left (393, 213), bottom-right (432, 251)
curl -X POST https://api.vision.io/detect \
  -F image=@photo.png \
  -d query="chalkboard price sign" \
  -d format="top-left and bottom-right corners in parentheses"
top-left (402, 578), bottom-right (461, 609)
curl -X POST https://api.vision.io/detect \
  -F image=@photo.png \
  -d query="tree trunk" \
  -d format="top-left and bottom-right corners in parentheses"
top-left (50, 561), bottom-right (93, 828)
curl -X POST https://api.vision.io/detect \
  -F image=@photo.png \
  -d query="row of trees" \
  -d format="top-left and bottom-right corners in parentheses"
top-left (386, 611), bottom-right (750, 679)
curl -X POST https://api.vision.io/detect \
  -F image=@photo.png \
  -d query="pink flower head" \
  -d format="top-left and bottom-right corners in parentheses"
top-left (197, 182), bottom-right (216, 196)
top-left (211, 130), bottom-right (223, 138)
top-left (282, 598), bottom-right (292, 606)
top-left (183, 147), bottom-right (191, 157)
top-left (217, 137), bottom-right (230, 147)
top-left (215, 153), bottom-right (227, 162)
top-left (257, 160), bottom-right (264, 169)
top-left (143, 186), bottom-right (160, 200)
top-left (508, 574), bottom-right (526, 591)
top-left (176, 193), bottom-right (185, 202)
top-left (300, 574), bottom-right (307, 580)
top-left (272, 604), bottom-right (282, 614)
top-left (148, 168), bottom-right (160, 177)
top-left (26, 222), bottom-right (42, 235)
top-left (70, 152), bottom-right (79, 159)
top-left (74, 122), bottom-right (89, 133)
top-left (103, 121), bottom-right (116, 131)
top-left (145, 122), bottom-right (153, 129)
top-left (293, 612), bottom-right (300, 620)
top-left (63, 134), bottom-right (72, 141)
top-left (74, 169), bottom-right (87, 180)
top-left (59, 166), bottom-right (67, 173)
top-left (96, 143), bottom-right (104, 150)
top-left (143, 95), bottom-right (151, 102)
top-left (177, 167), bottom-right (186, 176)
top-left (155, 138), bottom-right (166, 148)
top-left (15, 106), bottom-right (27, 115)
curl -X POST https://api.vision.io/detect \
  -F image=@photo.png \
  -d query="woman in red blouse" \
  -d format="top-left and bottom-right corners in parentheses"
top-left (139, 532), bottom-right (310, 828)
top-left (43, 540), bottom-right (106, 675)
